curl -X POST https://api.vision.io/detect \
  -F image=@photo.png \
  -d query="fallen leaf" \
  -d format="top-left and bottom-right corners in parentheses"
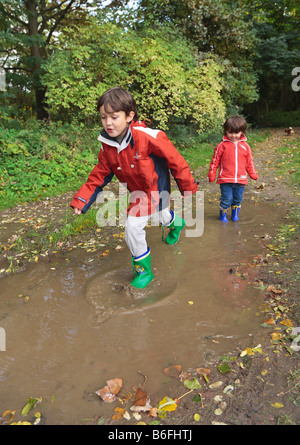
top-left (149, 407), bottom-right (158, 417)
top-left (112, 407), bottom-right (125, 420)
top-left (158, 396), bottom-right (177, 413)
top-left (133, 412), bottom-right (141, 421)
top-left (209, 381), bottom-right (224, 390)
top-left (223, 385), bottom-right (234, 396)
top-left (194, 413), bottom-right (200, 421)
top-left (134, 388), bottom-right (148, 406)
top-left (130, 397), bottom-right (153, 413)
top-left (266, 285), bottom-right (282, 294)
top-left (123, 411), bottom-right (131, 420)
top-left (217, 363), bottom-right (232, 373)
top-left (21, 397), bottom-right (42, 416)
top-left (196, 367), bottom-right (210, 382)
top-left (270, 402), bottom-right (284, 408)
top-left (184, 378), bottom-right (202, 390)
top-left (163, 365), bottom-right (182, 377)
top-left (263, 318), bottom-right (276, 326)
top-left (270, 332), bottom-right (283, 341)
top-left (95, 378), bottom-right (122, 403)
top-left (1, 410), bottom-right (16, 424)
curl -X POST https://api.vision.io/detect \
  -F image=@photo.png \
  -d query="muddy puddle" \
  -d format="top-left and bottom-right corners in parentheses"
top-left (0, 199), bottom-right (283, 424)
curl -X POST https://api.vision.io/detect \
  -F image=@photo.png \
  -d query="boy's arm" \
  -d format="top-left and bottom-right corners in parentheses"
top-left (70, 149), bottom-right (114, 213)
top-left (245, 145), bottom-right (258, 180)
top-left (207, 143), bottom-right (222, 182)
top-left (150, 131), bottom-right (198, 194)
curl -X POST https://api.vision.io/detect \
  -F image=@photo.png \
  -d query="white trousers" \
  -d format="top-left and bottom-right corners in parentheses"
top-left (125, 208), bottom-right (172, 258)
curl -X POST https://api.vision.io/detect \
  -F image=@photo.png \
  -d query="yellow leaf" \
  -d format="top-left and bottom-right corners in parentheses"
top-left (280, 319), bottom-right (293, 327)
top-left (112, 407), bottom-right (125, 421)
top-left (158, 396), bottom-right (177, 412)
top-left (261, 370), bottom-right (268, 376)
top-left (240, 347), bottom-right (254, 357)
top-left (2, 410), bottom-right (16, 423)
top-left (194, 413), bottom-right (200, 421)
top-left (271, 332), bottom-right (283, 341)
top-left (270, 402), bottom-right (284, 409)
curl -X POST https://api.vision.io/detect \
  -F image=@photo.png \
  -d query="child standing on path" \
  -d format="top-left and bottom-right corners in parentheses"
top-left (207, 116), bottom-right (258, 222)
top-left (71, 87), bottom-right (198, 288)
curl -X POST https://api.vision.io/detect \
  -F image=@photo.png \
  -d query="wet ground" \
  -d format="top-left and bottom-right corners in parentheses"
top-left (0, 128), bottom-right (299, 425)
top-left (0, 198), bottom-right (285, 424)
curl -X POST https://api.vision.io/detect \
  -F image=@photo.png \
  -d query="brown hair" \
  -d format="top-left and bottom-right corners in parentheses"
top-left (97, 87), bottom-right (139, 120)
top-left (223, 115), bottom-right (247, 135)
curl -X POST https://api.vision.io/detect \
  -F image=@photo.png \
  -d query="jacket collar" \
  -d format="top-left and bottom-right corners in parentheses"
top-left (98, 125), bottom-right (134, 153)
top-left (222, 133), bottom-right (247, 143)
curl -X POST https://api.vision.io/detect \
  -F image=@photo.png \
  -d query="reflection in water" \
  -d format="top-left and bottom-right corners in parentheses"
top-left (0, 201), bottom-right (280, 424)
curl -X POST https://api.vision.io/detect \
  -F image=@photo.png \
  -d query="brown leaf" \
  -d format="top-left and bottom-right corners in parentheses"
top-left (112, 407), bottom-right (125, 421)
top-left (266, 285), bottom-right (282, 294)
top-left (163, 365), bottom-right (182, 377)
top-left (95, 378), bottom-right (123, 403)
top-left (106, 378), bottom-right (122, 395)
top-left (196, 367), bottom-right (211, 381)
top-left (264, 317), bottom-right (276, 325)
top-left (134, 388), bottom-right (148, 406)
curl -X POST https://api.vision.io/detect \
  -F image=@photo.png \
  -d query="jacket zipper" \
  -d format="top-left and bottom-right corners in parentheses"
top-left (235, 142), bottom-right (238, 183)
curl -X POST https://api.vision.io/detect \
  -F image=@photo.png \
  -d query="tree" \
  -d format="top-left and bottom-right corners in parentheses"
top-left (43, 19), bottom-right (226, 131)
top-left (116, 0), bottom-right (259, 113)
top-left (244, 0), bottom-right (300, 113)
top-left (0, 0), bottom-right (106, 119)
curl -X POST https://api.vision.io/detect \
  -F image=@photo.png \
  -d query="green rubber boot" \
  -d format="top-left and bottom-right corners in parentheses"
top-left (131, 247), bottom-right (154, 288)
top-left (165, 211), bottom-right (185, 245)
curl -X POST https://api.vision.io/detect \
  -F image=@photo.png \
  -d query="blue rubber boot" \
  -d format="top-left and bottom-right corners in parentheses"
top-left (131, 247), bottom-right (154, 288)
top-left (231, 205), bottom-right (240, 222)
top-left (219, 208), bottom-right (228, 223)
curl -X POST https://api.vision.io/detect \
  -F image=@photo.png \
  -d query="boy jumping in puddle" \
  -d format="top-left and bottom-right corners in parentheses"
top-left (208, 115), bottom-right (258, 222)
top-left (70, 87), bottom-right (198, 288)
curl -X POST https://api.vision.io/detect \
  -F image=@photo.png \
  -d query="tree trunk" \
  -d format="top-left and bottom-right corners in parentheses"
top-left (25, 0), bottom-right (49, 120)
top-left (35, 87), bottom-right (49, 120)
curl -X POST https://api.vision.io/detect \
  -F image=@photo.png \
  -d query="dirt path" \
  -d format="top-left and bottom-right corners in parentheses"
top-left (0, 128), bottom-right (299, 426)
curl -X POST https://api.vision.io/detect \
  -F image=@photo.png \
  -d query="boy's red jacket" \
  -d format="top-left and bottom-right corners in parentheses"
top-left (207, 134), bottom-right (258, 184)
top-left (70, 121), bottom-right (198, 216)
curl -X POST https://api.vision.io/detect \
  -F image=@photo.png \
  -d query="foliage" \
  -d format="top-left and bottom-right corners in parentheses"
top-left (42, 20), bottom-right (226, 131)
top-left (0, 120), bottom-right (100, 209)
top-left (256, 110), bottom-right (300, 127)
top-left (244, 0), bottom-right (300, 113)
top-left (0, 0), bottom-right (107, 118)
top-left (131, 0), bottom-right (259, 111)
top-left (1, 0), bottom-right (298, 128)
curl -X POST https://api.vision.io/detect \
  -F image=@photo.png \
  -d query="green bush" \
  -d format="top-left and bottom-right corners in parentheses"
top-left (257, 110), bottom-right (300, 127)
top-left (0, 120), bottom-right (101, 210)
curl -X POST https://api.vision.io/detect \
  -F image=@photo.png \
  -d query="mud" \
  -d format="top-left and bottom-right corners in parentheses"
top-left (0, 128), bottom-right (299, 426)
top-left (0, 199), bottom-right (284, 425)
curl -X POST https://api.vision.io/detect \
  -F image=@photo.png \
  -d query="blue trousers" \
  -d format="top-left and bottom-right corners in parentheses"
top-left (220, 183), bottom-right (245, 209)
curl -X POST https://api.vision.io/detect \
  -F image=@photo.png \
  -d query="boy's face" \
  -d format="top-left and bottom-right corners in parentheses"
top-left (100, 105), bottom-right (135, 139)
top-left (226, 131), bottom-right (242, 142)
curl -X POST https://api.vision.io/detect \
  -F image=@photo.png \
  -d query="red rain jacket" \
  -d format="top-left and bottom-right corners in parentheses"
top-left (207, 135), bottom-right (258, 184)
top-left (70, 120), bottom-right (198, 216)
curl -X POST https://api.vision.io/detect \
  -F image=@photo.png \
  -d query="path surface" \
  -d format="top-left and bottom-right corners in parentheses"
top-left (0, 128), bottom-right (299, 426)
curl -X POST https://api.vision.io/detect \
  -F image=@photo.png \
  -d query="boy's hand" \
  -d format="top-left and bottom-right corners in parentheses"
top-left (74, 207), bottom-right (82, 215)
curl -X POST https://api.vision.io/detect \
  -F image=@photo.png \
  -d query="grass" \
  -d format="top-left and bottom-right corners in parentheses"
top-left (0, 119), bottom-right (272, 213)
top-left (275, 137), bottom-right (300, 186)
